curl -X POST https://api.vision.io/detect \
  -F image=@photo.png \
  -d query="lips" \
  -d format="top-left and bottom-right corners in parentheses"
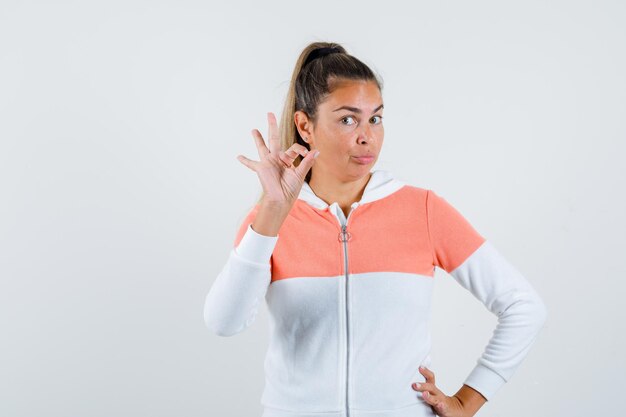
top-left (351, 155), bottom-right (375, 164)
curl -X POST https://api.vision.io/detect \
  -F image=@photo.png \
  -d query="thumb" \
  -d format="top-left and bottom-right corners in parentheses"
top-left (295, 149), bottom-right (319, 178)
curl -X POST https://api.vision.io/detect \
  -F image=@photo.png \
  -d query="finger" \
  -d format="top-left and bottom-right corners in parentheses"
top-left (286, 143), bottom-right (310, 159)
top-left (278, 151), bottom-right (292, 168)
top-left (435, 400), bottom-right (448, 414)
top-left (267, 112), bottom-right (281, 156)
top-left (251, 129), bottom-right (270, 159)
top-left (278, 151), bottom-right (293, 168)
top-left (420, 389), bottom-right (444, 408)
top-left (421, 390), bottom-right (433, 404)
top-left (412, 382), bottom-right (435, 393)
top-left (280, 147), bottom-right (308, 167)
top-left (294, 148), bottom-right (319, 179)
top-left (412, 381), bottom-right (447, 408)
top-left (236, 154), bottom-right (258, 172)
top-left (423, 391), bottom-right (448, 414)
top-left (287, 142), bottom-right (310, 155)
top-left (419, 366), bottom-right (436, 384)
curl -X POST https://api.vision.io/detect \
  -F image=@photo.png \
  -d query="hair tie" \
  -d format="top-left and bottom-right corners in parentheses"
top-left (303, 47), bottom-right (341, 67)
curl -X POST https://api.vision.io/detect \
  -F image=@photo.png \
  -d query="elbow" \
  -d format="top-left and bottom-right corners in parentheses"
top-left (205, 314), bottom-right (257, 337)
top-left (203, 284), bottom-right (243, 337)
top-left (498, 288), bottom-right (548, 331)
top-left (202, 271), bottom-right (263, 337)
top-left (203, 300), bottom-right (254, 337)
top-left (203, 300), bottom-right (240, 337)
top-left (211, 326), bottom-right (240, 338)
top-left (204, 313), bottom-right (242, 337)
top-left (518, 290), bottom-right (548, 332)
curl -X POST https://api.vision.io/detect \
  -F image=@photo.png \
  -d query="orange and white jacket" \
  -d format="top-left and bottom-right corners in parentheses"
top-left (204, 169), bottom-right (547, 417)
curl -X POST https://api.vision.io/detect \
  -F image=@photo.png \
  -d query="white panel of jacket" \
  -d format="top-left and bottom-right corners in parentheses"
top-left (204, 169), bottom-right (548, 417)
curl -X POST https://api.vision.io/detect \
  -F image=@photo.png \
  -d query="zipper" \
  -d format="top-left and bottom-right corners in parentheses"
top-left (335, 206), bottom-right (356, 417)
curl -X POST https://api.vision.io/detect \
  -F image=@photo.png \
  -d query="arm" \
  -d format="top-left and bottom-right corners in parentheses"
top-left (203, 201), bottom-right (290, 336)
top-left (207, 109), bottom-right (318, 336)
top-left (426, 189), bottom-right (548, 401)
top-left (453, 384), bottom-right (487, 415)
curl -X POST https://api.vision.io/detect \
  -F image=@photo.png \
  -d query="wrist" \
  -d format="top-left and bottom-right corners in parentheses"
top-left (453, 384), bottom-right (487, 417)
top-left (252, 199), bottom-right (293, 237)
top-left (260, 198), bottom-right (293, 212)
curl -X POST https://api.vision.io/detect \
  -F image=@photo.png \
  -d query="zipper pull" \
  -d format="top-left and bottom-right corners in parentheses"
top-left (338, 224), bottom-right (352, 242)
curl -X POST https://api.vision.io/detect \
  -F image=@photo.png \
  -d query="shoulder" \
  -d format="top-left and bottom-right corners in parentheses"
top-left (389, 182), bottom-right (432, 206)
top-left (390, 183), bottom-right (467, 222)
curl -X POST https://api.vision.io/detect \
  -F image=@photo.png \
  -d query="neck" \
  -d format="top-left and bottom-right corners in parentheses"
top-left (308, 170), bottom-right (373, 208)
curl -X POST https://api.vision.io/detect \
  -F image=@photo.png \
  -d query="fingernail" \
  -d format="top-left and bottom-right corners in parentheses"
top-left (314, 150), bottom-right (320, 158)
top-left (413, 382), bottom-right (421, 389)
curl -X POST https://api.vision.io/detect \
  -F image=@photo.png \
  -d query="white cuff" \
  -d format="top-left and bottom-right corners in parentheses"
top-left (234, 223), bottom-right (279, 264)
top-left (463, 362), bottom-right (507, 401)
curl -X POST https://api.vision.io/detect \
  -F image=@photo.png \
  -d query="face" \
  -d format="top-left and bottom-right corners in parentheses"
top-left (295, 79), bottom-right (384, 181)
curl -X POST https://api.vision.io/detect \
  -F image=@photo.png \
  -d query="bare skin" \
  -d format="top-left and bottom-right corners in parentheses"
top-left (412, 366), bottom-right (487, 417)
top-left (236, 112), bottom-right (319, 237)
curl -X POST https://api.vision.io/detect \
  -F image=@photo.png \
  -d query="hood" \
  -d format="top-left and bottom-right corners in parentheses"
top-left (297, 169), bottom-right (407, 209)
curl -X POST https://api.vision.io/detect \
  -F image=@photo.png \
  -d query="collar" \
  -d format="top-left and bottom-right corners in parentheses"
top-left (297, 169), bottom-right (406, 210)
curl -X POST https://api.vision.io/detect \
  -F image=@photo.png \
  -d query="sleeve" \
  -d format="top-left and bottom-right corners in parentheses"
top-left (426, 189), bottom-right (548, 401)
top-left (203, 204), bottom-right (279, 337)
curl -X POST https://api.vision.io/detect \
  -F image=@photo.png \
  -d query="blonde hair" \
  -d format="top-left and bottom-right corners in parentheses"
top-left (255, 41), bottom-right (383, 204)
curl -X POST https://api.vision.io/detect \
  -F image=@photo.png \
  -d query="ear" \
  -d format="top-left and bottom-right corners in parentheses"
top-left (294, 111), bottom-right (314, 142)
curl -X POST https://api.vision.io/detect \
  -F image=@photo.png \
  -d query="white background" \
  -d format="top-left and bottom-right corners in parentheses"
top-left (1, 1), bottom-right (624, 416)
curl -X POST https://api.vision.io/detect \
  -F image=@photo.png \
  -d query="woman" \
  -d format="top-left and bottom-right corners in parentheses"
top-left (204, 42), bottom-right (547, 417)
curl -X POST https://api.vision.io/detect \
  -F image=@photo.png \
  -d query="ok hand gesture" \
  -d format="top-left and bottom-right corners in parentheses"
top-left (237, 112), bottom-right (319, 205)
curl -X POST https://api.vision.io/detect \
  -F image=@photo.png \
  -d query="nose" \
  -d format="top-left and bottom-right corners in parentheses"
top-left (357, 122), bottom-right (373, 144)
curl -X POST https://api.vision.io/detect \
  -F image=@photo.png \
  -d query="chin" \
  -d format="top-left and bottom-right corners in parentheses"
top-left (346, 166), bottom-right (373, 179)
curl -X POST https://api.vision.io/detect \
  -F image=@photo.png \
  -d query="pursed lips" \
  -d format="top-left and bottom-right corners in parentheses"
top-left (351, 155), bottom-right (375, 163)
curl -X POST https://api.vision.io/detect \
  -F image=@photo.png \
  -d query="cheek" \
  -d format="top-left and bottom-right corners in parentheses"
top-left (320, 133), bottom-right (353, 154)
top-left (318, 139), bottom-right (342, 154)
top-left (340, 140), bottom-right (357, 157)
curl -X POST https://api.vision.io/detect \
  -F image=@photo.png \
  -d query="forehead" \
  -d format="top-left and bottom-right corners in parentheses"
top-left (321, 80), bottom-right (382, 109)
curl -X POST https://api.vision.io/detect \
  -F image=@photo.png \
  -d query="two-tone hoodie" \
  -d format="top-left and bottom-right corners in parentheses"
top-left (204, 169), bottom-right (547, 417)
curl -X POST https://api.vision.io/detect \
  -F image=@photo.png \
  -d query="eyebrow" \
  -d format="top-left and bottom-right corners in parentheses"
top-left (332, 104), bottom-right (384, 114)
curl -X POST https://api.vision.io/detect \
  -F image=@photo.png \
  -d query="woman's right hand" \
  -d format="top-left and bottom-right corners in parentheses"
top-left (236, 112), bottom-right (319, 206)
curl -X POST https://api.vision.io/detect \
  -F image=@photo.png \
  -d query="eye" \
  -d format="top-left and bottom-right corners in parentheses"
top-left (341, 116), bottom-right (357, 125)
top-left (371, 115), bottom-right (383, 124)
